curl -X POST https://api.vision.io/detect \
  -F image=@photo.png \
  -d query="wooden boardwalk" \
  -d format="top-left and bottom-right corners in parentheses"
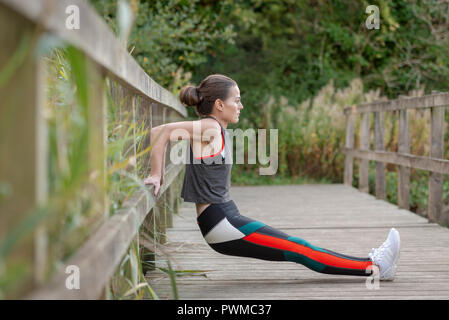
top-left (145, 184), bottom-right (449, 300)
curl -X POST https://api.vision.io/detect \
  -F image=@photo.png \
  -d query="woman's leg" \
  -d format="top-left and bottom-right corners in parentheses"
top-left (197, 200), bottom-right (373, 276)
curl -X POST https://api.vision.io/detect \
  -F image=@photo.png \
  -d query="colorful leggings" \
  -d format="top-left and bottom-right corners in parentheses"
top-left (197, 200), bottom-right (373, 276)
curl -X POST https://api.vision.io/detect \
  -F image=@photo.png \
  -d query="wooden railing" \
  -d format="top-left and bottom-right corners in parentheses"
top-left (343, 93), bottom-right (448, 226)
top-left (0, 0), bottom-right (187, 299)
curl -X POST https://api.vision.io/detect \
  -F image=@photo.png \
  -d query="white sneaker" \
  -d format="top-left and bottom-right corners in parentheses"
top-left (368, 228), bottom-right (400, 281)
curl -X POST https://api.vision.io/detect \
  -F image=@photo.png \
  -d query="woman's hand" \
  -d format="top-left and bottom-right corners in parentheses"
top-left (144, 174), bottom-right (162, 196)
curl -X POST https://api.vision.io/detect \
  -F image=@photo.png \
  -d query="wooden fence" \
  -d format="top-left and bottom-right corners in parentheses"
top-left (0, 0), bottom-right (187, 299)
top-left (343, 93), bottom-right (448, 226)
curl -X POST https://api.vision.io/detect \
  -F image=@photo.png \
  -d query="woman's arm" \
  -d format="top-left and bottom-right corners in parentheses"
top-left (147, 125), bottom-right (168, 180)
top-left (144, 119), bottom-right (221, 196)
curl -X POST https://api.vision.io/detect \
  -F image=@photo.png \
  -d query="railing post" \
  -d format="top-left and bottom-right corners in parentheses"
top-left (132, 95), bottom-right (138, 175)
top-left (162, 107), bottom-right (173, 231)
top-left (174, 174), bottom-right (181, 214)
top-left (428, 106), bottom-right (446, 224)
top-left (139, 102), bottom-right (164, 273)
top-left (374, 111), bottom-right (386, 200)
top-left (157, 194), bottom-right (167, 244)
top-left (88, 71), bottom-right (108, 299)
top-left (398, 99), bottom-right (410, 210)
top-left (159, 107), bottom-right (167, 243)
top-left (344, 111), bottom-right (355, 185)
top-left (359, 112), bottom-right (370, 193)
top-left (0, 6), bottom-right (47, 297)
top-left (136, 97), bottom-right (152, 178)
top-left (87, 58), bottom-right (108, 221)
top-left (139, 100), bottom-right (154, 274)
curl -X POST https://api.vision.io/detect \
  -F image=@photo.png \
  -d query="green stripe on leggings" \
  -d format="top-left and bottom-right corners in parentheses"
top-left (283, 251), bottom-right (326, 272)
top-left (287, 236), bottom-right (330, 254)
top-left (238, 221), bottom-right (266, 236)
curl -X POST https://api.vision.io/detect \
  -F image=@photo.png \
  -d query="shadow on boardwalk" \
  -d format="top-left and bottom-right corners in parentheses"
top-left (146, 184), bottom-right (449, 300)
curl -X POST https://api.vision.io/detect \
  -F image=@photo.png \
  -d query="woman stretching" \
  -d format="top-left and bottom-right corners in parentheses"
top-left (144, 74), bottom-right (400, 280)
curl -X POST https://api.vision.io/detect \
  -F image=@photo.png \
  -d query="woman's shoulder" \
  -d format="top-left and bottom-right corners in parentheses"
top-left (199, 117), bottom-right (222, 130)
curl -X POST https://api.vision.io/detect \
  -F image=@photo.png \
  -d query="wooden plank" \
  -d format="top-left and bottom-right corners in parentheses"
top-left (138, 98), bottom-right (157, 274)
top-left (156, 193), bottom-right (167, 244)
top-left (131, 95), bottom-right (138, 175)
top-left (164, 107), bottom-right (184, 221)
top-left (428, 107), bottom-right (446, 224)
top-left (344, 112), bottom-right (355, 185)
top-left (374, 112), bottom-right (386, 200)
top-left (343, 92), bottom-right (449, 115)
top-left (398, 107), bottom-right (410, 210)
top-left (0, 6), bottom-right (47, 298)
top-left (358, 112), bottom-right (370, 193)
top-left (165, 183), bottom-right (175, 228)
top-left (33, 55), bottom-right (49, 288)
top-left (342, 149), bottom-right (449, 175)
top-left (161, 107), bottom-right (172, 231)
top-left (136, 96), bottom-right (152, 178)
top-left (0, 0), bottom-right (187, 118)
top-left (86, 58), bottom-right (108, 231)
top-left (146, 185), bottom-right (449, 300)
top-left (115, 85), bottom-right (134, 168)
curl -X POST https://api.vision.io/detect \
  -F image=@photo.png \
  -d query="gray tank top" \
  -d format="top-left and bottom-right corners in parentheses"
top-left (181, 116), bottom-right (233, 203)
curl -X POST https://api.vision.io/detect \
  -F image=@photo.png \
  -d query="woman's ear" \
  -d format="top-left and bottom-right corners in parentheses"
top-left (215, 99), bottom-right (224, 112)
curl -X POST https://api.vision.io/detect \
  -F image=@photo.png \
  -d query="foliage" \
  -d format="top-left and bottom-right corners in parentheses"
top-left (90, 0), bottom-right (449, 130)
top-left (89, 0), bottom-right (236, 93)
top-left (195, 0), bottom-right (449, 126)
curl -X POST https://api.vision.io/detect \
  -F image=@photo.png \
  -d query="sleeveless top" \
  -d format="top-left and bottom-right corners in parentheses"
top-left (180, 116), bottom-right (233, 203)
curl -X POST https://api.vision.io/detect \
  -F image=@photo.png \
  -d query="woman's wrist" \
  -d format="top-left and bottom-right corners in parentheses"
top-left (147, 171), bottom-right (161, 179)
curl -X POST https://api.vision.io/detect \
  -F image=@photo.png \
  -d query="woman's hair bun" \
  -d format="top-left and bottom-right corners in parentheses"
top-left (178, 74), bottom-right (237, 116)
top-left (179, 85), bottom-right (202, 107)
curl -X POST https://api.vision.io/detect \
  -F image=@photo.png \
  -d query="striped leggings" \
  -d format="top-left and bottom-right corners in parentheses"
top-left (197, 200), bottom-right (373, 276)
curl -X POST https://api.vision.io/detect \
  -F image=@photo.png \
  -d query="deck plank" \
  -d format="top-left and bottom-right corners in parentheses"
top-left (145, 184), bottom-right (449, 300)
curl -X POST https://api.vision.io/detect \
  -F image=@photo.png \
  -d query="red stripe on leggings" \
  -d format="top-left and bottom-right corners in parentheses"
top-left (243, 233), bottom-right (372, 270)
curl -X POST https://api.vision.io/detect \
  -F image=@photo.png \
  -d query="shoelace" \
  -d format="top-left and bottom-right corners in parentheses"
top-left (369, 240), bottom-right (389, 264)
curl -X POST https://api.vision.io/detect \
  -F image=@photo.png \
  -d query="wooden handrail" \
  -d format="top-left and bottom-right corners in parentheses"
top-left (343, 149), bottom-right (449, 175)
top-left (343, 92), bottom-right (449, 115)
top-left (343, 92), bottom-right (447, 226)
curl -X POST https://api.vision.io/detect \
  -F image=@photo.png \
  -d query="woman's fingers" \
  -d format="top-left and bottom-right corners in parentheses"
top-left (144, 176), bottom-right (156, 185)
top-left (143, 176), bottom-right (161, 196)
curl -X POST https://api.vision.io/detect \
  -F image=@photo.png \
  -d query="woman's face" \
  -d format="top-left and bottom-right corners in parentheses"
top-left (220, 85), bottom-right (243, 124)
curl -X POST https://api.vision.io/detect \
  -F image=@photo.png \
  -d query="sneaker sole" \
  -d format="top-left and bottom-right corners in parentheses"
top-left (380, 264), bottom-right (396, 281)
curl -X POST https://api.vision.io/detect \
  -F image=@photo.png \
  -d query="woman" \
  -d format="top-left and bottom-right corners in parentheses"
top-left (144, 74), bottom-right (400, 280)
